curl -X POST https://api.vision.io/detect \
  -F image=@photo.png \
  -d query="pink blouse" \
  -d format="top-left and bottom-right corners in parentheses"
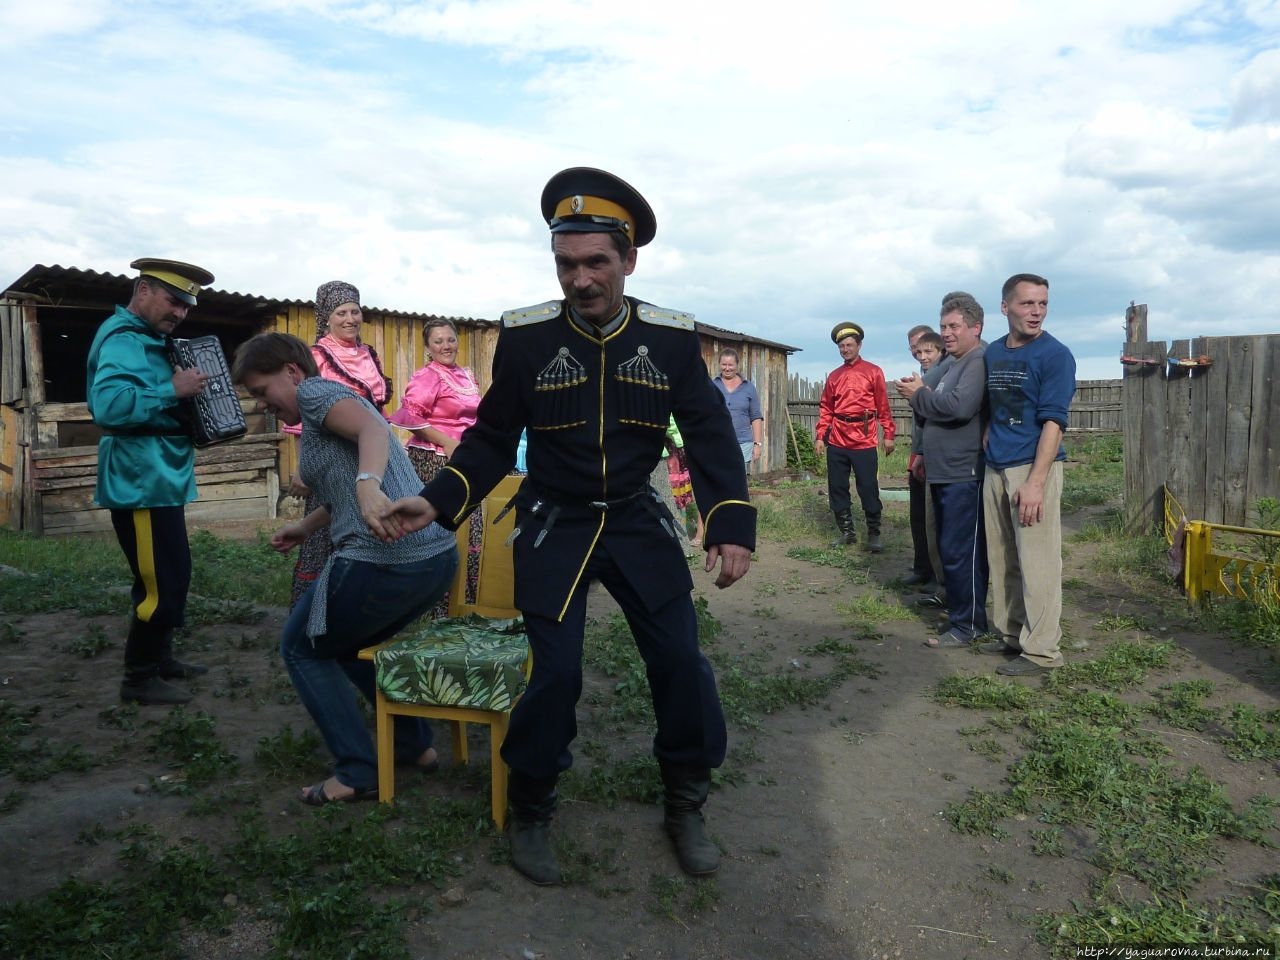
top-left (281, 336), bottom-right (390, 436)
top-left (394, 362), bottom-right (480, 454)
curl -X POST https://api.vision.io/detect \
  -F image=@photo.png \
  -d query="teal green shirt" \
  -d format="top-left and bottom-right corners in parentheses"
top-left (86, 306), bottom-right (196, 509)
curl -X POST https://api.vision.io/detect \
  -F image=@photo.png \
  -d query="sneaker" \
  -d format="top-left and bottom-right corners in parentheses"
top-left (995, 657), bottom-right (1054, 677)
top-left (915, 594), bottom-right (947, 609)
top-left (976, 639), bottom-right (1020, 656)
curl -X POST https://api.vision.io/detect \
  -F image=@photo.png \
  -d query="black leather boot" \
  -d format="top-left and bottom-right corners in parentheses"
top-left (508, 772), bottom-right (562, 886)
top-left (660, 764), bottom-right (720, 877)
top-left (866, 521), bottom-right (884, 554)
top-left (829, 510), bottom-right (857, 547)
top-left (157, 628), bottom-right (208, 679)
top-left (120, 618), bottom-right (191, 706)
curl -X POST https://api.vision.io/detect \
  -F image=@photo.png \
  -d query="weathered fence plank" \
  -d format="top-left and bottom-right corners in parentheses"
top-left (1222, 337), bottom-right (1256, 525)
top-left (1247, 335), bottom-right (1279, 517)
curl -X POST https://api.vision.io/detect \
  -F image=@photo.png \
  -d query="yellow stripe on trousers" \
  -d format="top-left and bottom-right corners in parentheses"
top-left (132, 509), bottom-right (161, 622)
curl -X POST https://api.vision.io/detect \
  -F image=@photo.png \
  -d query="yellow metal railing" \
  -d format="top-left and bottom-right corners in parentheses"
top-left (1164, 486), bottom-right (1280, 605)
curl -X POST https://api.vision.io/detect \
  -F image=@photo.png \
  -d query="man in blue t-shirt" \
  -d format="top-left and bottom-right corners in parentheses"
top-left (979, 273), bottom-right (1076, 677)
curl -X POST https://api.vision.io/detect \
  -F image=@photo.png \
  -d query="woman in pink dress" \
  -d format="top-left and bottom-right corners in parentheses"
top-left (287, 281), bottom-right (392, 607)
top-left (389, 318), bottom-right (483, 613)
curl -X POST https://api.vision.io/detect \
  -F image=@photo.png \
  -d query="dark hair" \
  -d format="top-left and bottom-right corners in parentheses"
top-left (941, 294), bottom-right (984, 328)
top-left (907, 324), bottom-right (933, 341)
top-left (423, 318), bottom-right (458, 343)
top-left (1001, 273), bottom-right (1049, 301)
top-left (232, 332), bottom-right (318, 384)
top-left (915, 331), bottom-right (944, 352)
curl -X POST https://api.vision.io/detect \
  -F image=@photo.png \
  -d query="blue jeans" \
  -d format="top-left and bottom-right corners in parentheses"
top-left (281, 548), bottom-right (458, 790)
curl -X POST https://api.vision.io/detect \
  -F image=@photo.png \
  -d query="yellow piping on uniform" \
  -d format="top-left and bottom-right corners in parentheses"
top-left (132, 509), bottom-right (160, 622)
top-left (442, 465), bottom-right (473, 525)
top-left (599, 339), bottom-right (607, 498)
top-left (557, 513), bottom-right (606, 623)
top-left (703, 499), bottom-right (755, 530)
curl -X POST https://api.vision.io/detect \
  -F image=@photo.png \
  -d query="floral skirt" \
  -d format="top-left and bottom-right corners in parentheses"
top-left (408, 447), bottom-right (483, 619)
top-left (290, 491), bottom-right (333, 609)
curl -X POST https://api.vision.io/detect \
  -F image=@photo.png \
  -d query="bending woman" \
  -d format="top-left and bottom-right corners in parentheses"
top-left (234, 333), bottom-right (456, 805)
top-left (286, 280), bottom-right (393, 607)
top-left (389, 318), bottom-right (483, 612)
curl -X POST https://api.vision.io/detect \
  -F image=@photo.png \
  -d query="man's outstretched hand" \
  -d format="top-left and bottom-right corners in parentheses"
top-left (373, 496), bottom-right (439, 542)
top-left (705, 543), bottom-right (751, 589)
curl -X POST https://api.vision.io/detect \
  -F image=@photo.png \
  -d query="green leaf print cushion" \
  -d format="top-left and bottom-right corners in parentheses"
top-left (374, 615), bottom-right (529, 711)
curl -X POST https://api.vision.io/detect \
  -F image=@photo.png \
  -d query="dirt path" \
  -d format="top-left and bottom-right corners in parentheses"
top-left (1, 498), bottom-right (1276, 960)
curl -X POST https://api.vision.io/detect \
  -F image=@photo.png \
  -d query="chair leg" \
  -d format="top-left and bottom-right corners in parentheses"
top-left (451, 720), bottom-right (469, 764)
top-left (374, 692), bottom-right (396, 803)
top-left (491, 713), bottom-right (509, 830)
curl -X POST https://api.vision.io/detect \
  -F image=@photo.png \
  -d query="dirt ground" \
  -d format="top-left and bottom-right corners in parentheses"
top-left (2, 491), bottom-right (1277, 960)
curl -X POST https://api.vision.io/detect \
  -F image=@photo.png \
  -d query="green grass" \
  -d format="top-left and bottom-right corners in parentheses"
top-left (1061, 434), bottom-right (1124, 512)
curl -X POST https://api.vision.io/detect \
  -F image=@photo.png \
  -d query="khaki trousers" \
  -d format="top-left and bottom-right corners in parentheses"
top-left (982, 461), bottom-right (1065, 667)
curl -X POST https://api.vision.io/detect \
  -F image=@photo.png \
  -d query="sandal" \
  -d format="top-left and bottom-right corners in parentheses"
top-left (299, 778), bottom-right (379, 806)
top-left (924, 629), bottom-right (974, 649)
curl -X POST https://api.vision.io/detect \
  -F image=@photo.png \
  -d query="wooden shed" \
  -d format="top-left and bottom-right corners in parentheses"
top-left (0, 265), bottom-right (493, 536)
top-left (693, 322), bottom-right (799, 475)
top-left (0, 264), bottom-right (795, 535)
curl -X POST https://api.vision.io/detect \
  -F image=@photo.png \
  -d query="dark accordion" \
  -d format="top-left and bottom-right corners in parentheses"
top-left (168, 336), bottom-right (248, 448)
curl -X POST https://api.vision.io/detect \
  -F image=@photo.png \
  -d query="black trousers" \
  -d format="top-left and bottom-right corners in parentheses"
top-left (909, 472), bottom-right (931, 575)
top-left (501, 540), bottom-right (727, 782)
top-left (110, 506), bottom-right (192, 630)
top-left (825, 444), bottom-right (881, 528)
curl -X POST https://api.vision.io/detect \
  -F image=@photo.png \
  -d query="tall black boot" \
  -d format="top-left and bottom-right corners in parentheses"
top-left (120, 616), bottom-right (191, 706)
top-left (660, 763), bottom-right (720, 877)
top-left (157, 628), bottom-right (208, 680)
top-left (829, 510), bottom-right (857, 547)
top-left (507, 772), bottom-right (562, 886)
top-left (866, 518), bottom-right (884, 554)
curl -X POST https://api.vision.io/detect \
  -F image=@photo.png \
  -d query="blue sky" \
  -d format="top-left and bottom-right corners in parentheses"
top-left (2, 0), bottom-right (1278, 384)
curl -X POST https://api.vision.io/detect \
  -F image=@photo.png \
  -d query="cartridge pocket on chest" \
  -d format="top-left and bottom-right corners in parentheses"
top-left (532, 347), bottom-right (589, 430)
top-left (615, 346), bottom-right (670, 430)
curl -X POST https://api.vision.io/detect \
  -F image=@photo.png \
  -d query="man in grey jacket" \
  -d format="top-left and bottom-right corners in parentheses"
top-left (896, 293), bottom-right (989, 647)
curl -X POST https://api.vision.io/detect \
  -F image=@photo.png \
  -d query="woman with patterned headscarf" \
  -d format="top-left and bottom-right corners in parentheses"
top-left (285, 281), bottom-right (392, 607)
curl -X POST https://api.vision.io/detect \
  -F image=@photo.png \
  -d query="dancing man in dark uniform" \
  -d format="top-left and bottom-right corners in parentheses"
top-left (381, 167), bottom-right (755, 884)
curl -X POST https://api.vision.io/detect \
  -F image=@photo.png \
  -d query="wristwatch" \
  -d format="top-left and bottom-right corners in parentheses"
top-left (355, 472), bottom-right (382, 485)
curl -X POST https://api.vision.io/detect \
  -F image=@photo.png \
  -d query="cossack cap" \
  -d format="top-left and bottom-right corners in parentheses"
top-left (130, 258), bottom-right (214, 306)
top-left (541, 167), bottom-right (656, 247)
top-left (831, 322), bottom-right (864, 344)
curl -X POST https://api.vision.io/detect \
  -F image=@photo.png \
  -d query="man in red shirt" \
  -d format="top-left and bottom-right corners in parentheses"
top-left (815, 322), bottom-right (896, 552)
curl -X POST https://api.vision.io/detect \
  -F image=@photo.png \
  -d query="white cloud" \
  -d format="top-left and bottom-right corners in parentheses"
top-left (1, 0), bottom-right (1277, 395)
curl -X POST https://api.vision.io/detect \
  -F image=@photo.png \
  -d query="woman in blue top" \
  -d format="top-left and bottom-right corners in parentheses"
top-left (233, 333), bottom-right (458, 805)
top-left (711, 348), bottom-right (764, 471)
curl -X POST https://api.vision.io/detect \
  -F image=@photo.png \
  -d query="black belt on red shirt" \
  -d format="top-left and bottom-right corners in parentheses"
top-left (835, 412), bottom-right (875, 423)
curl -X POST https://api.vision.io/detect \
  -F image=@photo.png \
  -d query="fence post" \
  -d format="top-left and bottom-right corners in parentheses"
top-left (1184, 521), bottom-right (1209, 604)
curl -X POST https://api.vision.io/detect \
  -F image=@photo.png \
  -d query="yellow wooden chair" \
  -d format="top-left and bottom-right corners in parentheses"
top-left (358, 474), bottom-right (526, 827)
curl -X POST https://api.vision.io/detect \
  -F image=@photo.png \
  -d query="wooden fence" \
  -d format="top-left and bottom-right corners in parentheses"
top-left (787, 374), bottom-right (1122, 444)
top-left (1124, 333), bottom-right (1280, 529)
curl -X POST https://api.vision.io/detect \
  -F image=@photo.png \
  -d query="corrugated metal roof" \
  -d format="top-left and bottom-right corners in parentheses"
top-left (3, 263), bottom-right (799, 349)
top-left (3, 264), bottom-right (494, 326)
